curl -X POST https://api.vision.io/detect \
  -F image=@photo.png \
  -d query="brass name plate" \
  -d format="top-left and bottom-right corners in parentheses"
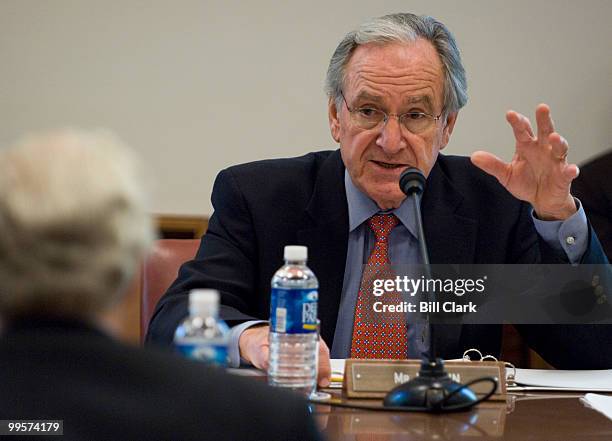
top-left (344, 359), bottom-right (506, 399)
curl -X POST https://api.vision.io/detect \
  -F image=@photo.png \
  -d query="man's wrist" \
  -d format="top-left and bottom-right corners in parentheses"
top-left (534, 197), bottom-right (577, 221)
top-left (531, 197), bottom-right (588, 263)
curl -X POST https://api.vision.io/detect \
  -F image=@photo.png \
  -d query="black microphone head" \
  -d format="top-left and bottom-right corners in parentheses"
top-left (399, 167), bottom-right (426, 196)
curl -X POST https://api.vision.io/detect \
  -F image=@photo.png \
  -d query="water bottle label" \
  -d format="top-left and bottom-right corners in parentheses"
top-left (270, 288), bottom-right (318, 334)
top-left (176, 342), bottom-right (228, 366)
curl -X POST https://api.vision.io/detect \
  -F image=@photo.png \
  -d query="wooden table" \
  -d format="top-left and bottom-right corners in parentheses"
top-left (312, 391), bottom-right (612, 440)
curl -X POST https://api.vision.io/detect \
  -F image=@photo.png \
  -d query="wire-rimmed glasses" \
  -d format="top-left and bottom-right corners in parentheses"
top-left (340, 91), bottom-right (443, 134)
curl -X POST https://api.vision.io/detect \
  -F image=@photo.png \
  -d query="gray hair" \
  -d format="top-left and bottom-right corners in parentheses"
top-left (0, 129), bottom-right (154, 320)
top-left (325, 13), bottom-right (467, 115)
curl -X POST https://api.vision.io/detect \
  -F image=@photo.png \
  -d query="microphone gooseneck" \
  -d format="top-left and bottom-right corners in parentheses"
top-left (399, 168), bottom-right (430, 269)
top-left (381, 168), bottom-right (494, 412)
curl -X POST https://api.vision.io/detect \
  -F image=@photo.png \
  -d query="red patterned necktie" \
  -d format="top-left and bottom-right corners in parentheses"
top-left (350, 214), bottom-right (408, 359)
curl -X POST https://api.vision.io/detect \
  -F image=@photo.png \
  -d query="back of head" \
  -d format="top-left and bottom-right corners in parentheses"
top-left (0, 129), bottom-right (153, 322)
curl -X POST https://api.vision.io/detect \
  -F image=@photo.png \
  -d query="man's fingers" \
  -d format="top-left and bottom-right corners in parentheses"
top-left (506, 111), bottom-right (534, 143)
top-left (238, 325), bottom-right (270, 369)
top-left (317, 338), bottom-right (331, 387)
top-left (535, 103), bottom-right (555, 145)
top-left (247, 336), bottom-right (269, 370)
top-left (471, 151), bottom-right (510, 186)
top-left (549, 132), bottom-right (569, 161)
top-left (549, 132), bottom-right (577, 183)
top-left (253, 345), bottom-right (270, 370)
top-left (563, 163), bottom-right (580, 181)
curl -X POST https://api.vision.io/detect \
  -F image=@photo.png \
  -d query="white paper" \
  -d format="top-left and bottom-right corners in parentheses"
top-left (581, 393), bottom-right (612, 421)
top-left (329, 359), bottom-right (345, 388)
top-left (330, 358), bottom-right (346, 376)
top-left (513, 368), bottom-right (612, 392)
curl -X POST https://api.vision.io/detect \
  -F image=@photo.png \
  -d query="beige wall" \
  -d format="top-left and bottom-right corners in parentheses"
top-left (1, 0), bottom-right (610, 216)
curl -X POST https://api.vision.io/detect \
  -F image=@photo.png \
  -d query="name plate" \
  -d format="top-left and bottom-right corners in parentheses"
top-left (344, 359), bottom-right (507, 399)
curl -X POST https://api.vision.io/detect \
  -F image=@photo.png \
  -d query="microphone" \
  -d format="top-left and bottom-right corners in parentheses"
top-left (399, 167), bottom-right (426, 197)
top-left (382, 168), bottom-right (492, 412)
top-left (399, 168), bottom-right (430, 267)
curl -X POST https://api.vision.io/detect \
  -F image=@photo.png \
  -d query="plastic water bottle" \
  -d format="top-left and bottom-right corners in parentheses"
top-left (268, 245), bottom-right (319, 395)
top-left (174, 289), bottom-right (229, 367)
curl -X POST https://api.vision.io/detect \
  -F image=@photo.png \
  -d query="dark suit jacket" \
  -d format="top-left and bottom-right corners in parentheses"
top-left (0, 318), bottom-right (321, 441)
top-left (147, 150), bottom-right (611, 369)
top-left (572, 150), bottom-right (612, 259)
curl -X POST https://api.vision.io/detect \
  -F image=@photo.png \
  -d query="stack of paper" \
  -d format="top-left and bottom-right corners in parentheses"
top-left (511, 368), bottom-right (612, 392)
top-left (330, 359), bottom-right (345, 388)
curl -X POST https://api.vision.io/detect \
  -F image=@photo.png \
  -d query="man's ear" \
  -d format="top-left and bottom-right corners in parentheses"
top-left (328, 97), bottom-right (341, 143)
top-left (440, 111), bottom-right (458, 150)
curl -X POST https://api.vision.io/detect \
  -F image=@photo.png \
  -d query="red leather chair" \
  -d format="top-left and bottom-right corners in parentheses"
top-left (140, 239), bottom-right (200, 341)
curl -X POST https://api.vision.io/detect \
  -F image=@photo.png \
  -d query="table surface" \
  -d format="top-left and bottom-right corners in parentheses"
top-left (312, 390), bottom-right (612, 440)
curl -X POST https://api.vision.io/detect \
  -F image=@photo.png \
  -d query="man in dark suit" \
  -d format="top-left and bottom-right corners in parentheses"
top-left (0, 130), bottom-right (322, 441)
top-left (147, 13), bottom-right (611, 380)
top-left (572, 150), bottom-right (612, 259)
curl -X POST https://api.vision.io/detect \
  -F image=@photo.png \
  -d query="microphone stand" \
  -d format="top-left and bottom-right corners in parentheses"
top-left (409, 181), bottom-right (436, 357)
top-left (383, 168), bottom-right (480, 412)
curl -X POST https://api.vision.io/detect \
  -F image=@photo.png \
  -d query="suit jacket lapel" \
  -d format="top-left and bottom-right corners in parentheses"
top-left (297, 150), bottom-right (348, 344)
top-left (423, 158), bottom-right (478, 264)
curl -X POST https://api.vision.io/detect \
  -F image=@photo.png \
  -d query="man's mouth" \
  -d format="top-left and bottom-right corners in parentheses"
top-left (372, 160), bottom-right (406, 170)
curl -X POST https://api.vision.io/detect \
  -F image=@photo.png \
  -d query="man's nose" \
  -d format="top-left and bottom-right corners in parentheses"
top-left (375, 116), bottom-right (406, 154)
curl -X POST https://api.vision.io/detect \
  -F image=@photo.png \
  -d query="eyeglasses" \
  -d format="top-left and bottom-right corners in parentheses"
top-left (340, 91), bottom-right (443, 134)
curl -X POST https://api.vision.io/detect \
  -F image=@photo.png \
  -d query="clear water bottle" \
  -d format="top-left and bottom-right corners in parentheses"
top-left (174, 289), bottom-right (229, 367)
top-left (268, 245), bottom-right (319, 395)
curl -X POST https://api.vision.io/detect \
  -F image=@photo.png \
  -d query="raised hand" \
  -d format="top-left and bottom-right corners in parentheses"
top-left (471, 104), bottom-right (578, 220)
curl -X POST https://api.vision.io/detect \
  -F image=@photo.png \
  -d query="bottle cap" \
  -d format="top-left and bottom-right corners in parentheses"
top-left (284, 245), bottom-right (307, 261)
top-left (189, 289), bottom-right (219, 315)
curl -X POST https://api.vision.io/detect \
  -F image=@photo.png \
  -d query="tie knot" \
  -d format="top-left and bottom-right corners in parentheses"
top-left (367, 214), bottom-right (399, 241)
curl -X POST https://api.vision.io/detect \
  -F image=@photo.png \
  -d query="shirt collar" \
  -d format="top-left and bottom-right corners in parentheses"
top-left (344, 170), bottom-right (418, 239)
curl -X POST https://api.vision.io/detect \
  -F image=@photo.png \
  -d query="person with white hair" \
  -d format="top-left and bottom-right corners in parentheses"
top-left (0, 129), bottom-right (153, 322)
top-left (0, 129), bottom-right (322, 441)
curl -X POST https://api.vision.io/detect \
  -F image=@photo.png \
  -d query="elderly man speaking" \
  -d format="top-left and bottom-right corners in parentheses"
top-left (147, 13), bottom-right (611, 387)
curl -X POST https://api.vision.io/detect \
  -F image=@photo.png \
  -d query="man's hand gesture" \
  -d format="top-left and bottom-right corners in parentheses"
top-left (471, 104), bottom-right (578, 220)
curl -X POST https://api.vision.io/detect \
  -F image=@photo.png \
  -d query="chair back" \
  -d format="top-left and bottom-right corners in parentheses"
top-left (140, 239), bottom-right (200, 341)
